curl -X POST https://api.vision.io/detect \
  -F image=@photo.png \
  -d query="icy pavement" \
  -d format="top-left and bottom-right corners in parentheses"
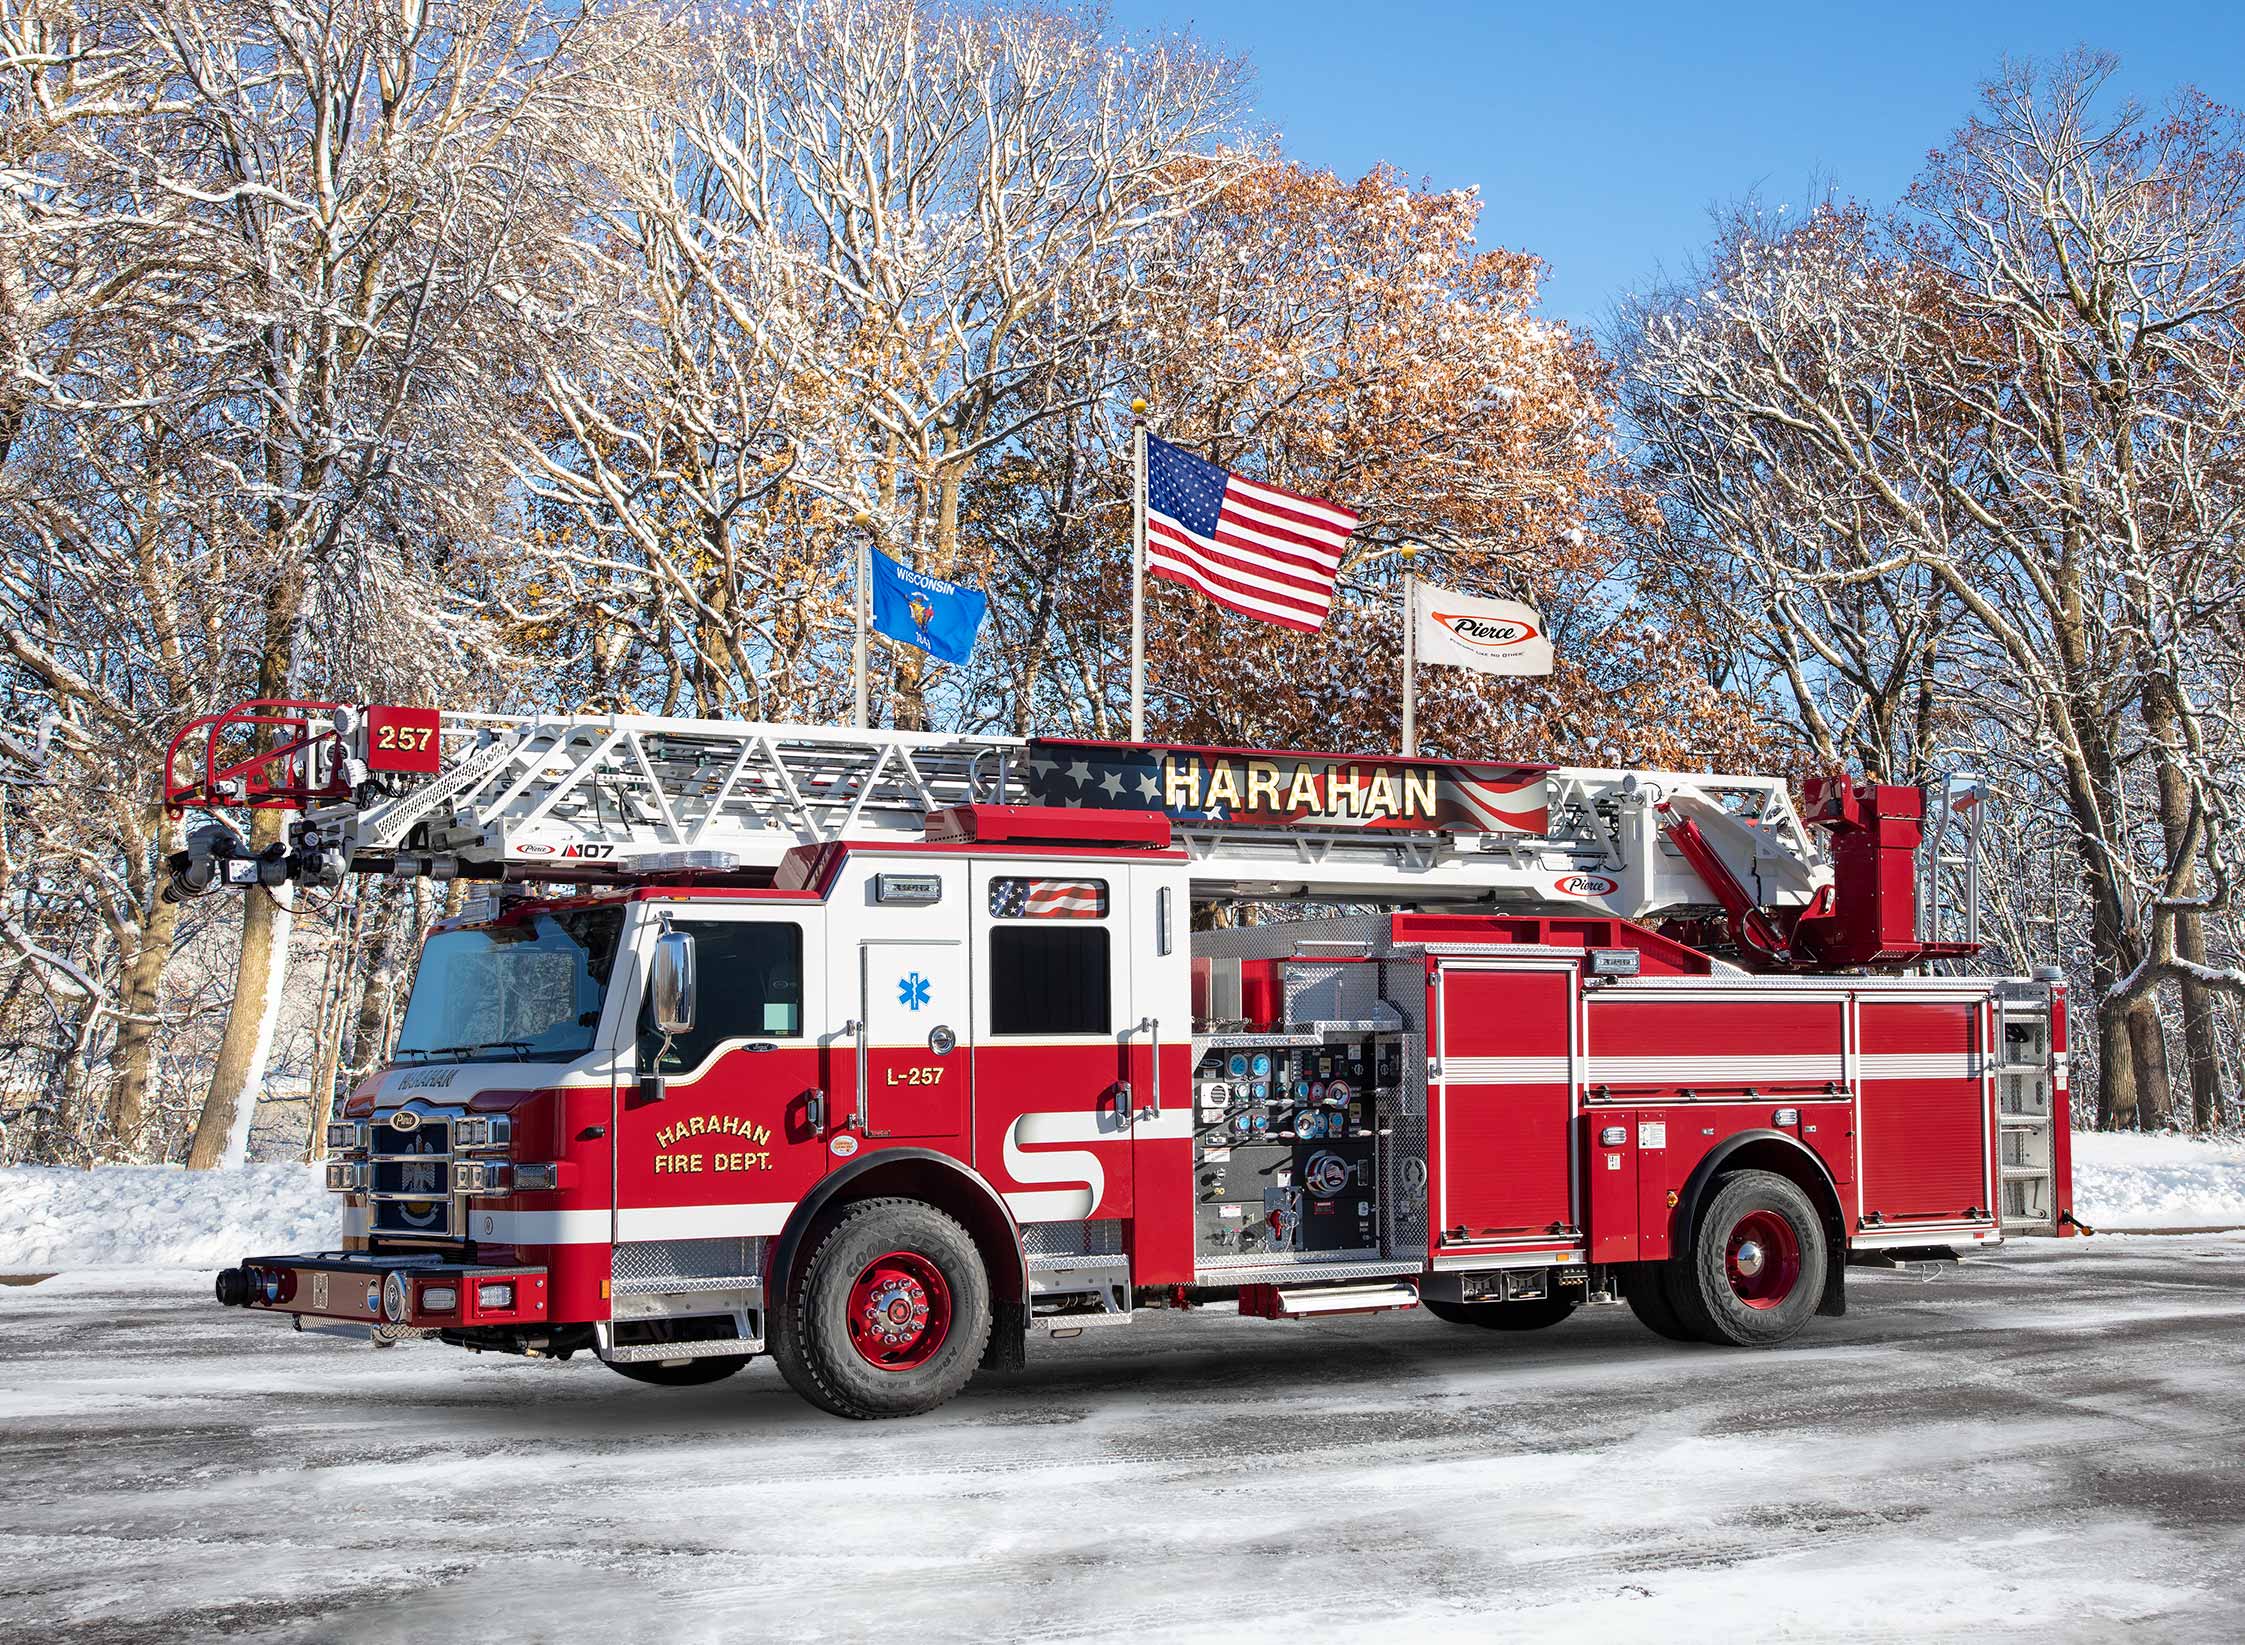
top-left (3, 1239), bottom-right (2244, 1642)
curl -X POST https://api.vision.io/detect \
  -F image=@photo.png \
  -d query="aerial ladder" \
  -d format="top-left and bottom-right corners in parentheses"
top-left (161, 699), bottom-right (1983, 973)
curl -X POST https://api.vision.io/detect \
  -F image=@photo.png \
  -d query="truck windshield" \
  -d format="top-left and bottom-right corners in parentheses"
top-left (394, 907), bottom-right (625, 1063)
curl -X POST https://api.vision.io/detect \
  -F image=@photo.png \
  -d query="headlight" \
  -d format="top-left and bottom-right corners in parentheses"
top-left (453, 1115), bottom-right (512, 1151)
top-left (324, 1160), bottom-right (367, 1192)
top-left (452, 1160), bottom-right (513, 1194)
top-left (324, 1120), bottom-right (365, 1152)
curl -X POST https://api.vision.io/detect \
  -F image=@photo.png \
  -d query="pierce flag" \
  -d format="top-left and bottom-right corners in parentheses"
top-left (1412, 582), bottom-right (1553, 676)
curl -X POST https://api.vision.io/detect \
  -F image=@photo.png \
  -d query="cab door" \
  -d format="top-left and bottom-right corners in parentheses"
top-left (970, 863), bottom-right (1134, 1227)
top-left (612, 903), bottom-right (828, 1243)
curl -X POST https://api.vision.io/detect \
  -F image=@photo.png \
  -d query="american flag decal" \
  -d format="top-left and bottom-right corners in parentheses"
top-left (990, 877), bottom-right (1107, 919)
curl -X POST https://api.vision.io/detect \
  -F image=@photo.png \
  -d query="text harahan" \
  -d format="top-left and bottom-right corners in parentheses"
top-left (1162, 755), bottom-right (1439, 822)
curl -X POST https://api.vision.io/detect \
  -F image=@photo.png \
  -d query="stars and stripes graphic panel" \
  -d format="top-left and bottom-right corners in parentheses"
top-left (989, 876), bottom-right (1108, 919)
top-left (1144, 434), bottom-right (1356, 632)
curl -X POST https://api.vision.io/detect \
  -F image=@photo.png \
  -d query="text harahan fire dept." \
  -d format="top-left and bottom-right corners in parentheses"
top-left (171, 701), bottom-right (2071, 1420)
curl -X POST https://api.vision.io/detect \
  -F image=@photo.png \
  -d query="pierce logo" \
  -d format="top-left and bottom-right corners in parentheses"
top-left (1555, 872), bottom-right (1619, 898)
top-left (1435, 612), bottom-right (1541, 651)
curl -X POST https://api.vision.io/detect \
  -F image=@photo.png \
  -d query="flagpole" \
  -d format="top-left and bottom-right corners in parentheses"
top-left (1400, 541), bottom-right (1420, 756)
top-left (851, 510), bottom-right (871, 729)
top-left (1129, 398), bottom-right (1148, 744)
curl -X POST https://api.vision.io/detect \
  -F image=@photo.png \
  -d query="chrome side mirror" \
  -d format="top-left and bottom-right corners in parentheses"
top-left (651, 929), bottom-right (697, 1036)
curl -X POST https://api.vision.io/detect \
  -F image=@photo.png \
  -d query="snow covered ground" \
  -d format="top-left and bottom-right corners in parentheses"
top-left (0, 1127), bottom-right (2237, 1276)
top-left (2, 1237), bottom-right (2242, 1642)
top-left (2072, 1131), bottom-right (2245, 1229)
top-left (0, 1161), bottom-right (335, 1269)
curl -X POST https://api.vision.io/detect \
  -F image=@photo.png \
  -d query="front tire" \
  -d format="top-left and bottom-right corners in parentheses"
top-left (771, 1197), bottom-right (992, 1420)
top-left (603, 1354), bottom-right (751, 1387)
top-left (1423, 1296), bottom-right (1576, 1332)
top-left (1664, 1170), bottom-right (1827, 1347)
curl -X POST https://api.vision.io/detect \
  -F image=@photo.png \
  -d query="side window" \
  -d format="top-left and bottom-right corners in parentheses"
top-left (639, 919), bottom-right (804, 1075)
top-left (989, 926), bottom-right (1111, 1036)
top-left (989, 876), bottom-right (1107, 918)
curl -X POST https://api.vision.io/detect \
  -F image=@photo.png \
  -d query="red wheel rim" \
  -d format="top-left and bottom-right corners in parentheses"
top-left (1725, 1210), bottom-right (1802, 1309)
top-left (845, 1250), bottom-right (953, 1371)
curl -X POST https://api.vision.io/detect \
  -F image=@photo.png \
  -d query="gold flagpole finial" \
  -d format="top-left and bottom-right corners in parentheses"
top-left (1130, 398), bottom-right (1148, 417)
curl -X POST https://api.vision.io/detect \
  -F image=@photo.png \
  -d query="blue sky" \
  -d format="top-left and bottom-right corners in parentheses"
top-left (1115, 2), bottom-right (2245, 331)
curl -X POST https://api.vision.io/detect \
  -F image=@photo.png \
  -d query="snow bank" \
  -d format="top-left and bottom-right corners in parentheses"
top-left (2072, 1130), bottom-right (2245, 1230)
top-left (0, 1129), bottom-right (2238, 1273)
top-left (0, 1163), bottom-right (337, 1270)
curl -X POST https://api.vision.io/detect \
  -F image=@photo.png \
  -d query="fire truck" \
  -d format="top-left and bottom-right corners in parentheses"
top-left (172, 700), bottom-right (2074, 1420)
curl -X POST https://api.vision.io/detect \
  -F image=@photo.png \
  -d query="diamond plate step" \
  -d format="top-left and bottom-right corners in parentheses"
top-left (602, 1335), bottom-right (760, 1364)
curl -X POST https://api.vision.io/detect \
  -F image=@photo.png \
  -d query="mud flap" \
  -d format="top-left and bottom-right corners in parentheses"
top-left (979, 1296), bottom-right (1028, 1372)
top-left (1817, 1246), bottom-right (1846, 1317)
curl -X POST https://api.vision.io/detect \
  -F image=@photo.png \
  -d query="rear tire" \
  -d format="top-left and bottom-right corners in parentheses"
top-left (602, 1354), bottom-right (750, 1387)
top-left (1623, 1265), bottom-right (1699, 1342)
top-left (1422, 1296), bottom-right (1576, 1332)
top-left (1665, 1170), bottom-right (1826, 1348)
top-left (771, 1197), bottom-right (992, 1420)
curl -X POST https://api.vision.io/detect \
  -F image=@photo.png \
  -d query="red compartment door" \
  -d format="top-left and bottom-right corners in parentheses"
top-left (1432, 965), bottom-right (1576, 1248)
top-left (1856, 997), bottom-right (1992, 1223)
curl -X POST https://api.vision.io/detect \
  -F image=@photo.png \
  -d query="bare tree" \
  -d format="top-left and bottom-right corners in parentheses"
top-left (1625, 54), bottom-right (2245, 1127)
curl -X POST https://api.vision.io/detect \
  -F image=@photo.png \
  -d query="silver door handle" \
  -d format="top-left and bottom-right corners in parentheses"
top-left (845, 1018), bottom-right (866, 1131)
top-left (1139, 1016), bottom-right (1159, 1117)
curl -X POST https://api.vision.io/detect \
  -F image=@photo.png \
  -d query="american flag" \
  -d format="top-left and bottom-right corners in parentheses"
top-left (989, 877), bottom-right (1107, 919)
top-left (1144, 434), bottom-right (1357, 632)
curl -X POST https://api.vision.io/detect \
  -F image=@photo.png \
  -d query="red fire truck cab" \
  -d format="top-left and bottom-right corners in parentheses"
top-left (188, 708), bottom-right (2072, 1419)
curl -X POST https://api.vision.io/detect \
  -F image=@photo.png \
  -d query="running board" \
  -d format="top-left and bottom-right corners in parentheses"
top-left (1238, 1280), bottom-right (1421, 1319)
top-left (601, 1334), bottom-right (761, 1364)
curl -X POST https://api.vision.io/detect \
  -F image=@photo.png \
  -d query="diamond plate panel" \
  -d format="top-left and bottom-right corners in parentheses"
top-left (612, 1236), bottom-right (768, 1288)
top-left (1021, 1219), bottom-right (1123, 1259)
top-left (1283, 961), bottom-right (1379, 1028)
top-left (1190, 913), bottom-right (1394, 962)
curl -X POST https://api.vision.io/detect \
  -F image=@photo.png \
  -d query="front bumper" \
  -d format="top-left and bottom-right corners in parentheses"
top-left (217, 1251), bottom-right (549, 1330)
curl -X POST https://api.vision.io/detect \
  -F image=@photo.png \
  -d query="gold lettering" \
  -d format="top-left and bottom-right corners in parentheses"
top-left (1164, 759), bottom-right (1200, 810)
top-left (1364, 769), bottom-right (1399, 818)
top-left (1403, 769), bottom-right (1438, 817)
top-left (1286, 768), bottom-right (1322, 811)
top-left (1245, 760), bottom-right (1281, 812)
top-left (1204, 761), bottom-right (1242, 809)
top-left (1327, 765), bottom-right (1362, 816)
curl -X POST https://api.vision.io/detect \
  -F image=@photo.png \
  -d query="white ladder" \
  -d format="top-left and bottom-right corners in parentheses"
top-left (309, 710), bottom-right (1027, 866)
top-left (262, 705), bottom-right (1831, 923)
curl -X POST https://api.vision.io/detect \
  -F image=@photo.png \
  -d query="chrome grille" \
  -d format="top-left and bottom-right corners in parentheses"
top-left (367, 1112), bottom-right (458, 1238)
